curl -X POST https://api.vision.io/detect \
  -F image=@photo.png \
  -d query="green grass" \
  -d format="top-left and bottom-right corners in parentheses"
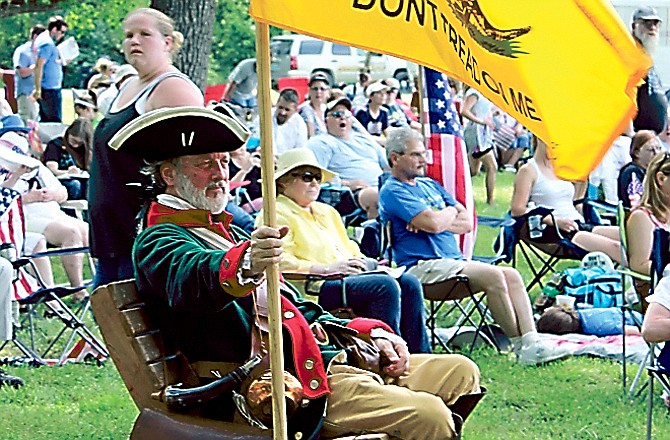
top-left (1, 171), bottom-right (668, 439)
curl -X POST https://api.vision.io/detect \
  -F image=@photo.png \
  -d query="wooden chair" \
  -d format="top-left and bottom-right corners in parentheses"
top-left (90, 280), bottom-right (271, 440)
top-left (91, 280), bottom-right (393, 440)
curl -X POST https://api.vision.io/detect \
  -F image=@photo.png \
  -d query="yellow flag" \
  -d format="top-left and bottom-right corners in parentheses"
top-left (250, 0), bottom-right (651, 180)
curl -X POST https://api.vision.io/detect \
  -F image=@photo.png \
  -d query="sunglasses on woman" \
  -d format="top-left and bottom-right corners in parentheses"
top-left (291, 171), bottom-right (322, 183)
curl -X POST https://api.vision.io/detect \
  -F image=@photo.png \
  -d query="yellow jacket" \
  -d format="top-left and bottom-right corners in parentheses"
top-left (261, 195), bottom-right (362, 272)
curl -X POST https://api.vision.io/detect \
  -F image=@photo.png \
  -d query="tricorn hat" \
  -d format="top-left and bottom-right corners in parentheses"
top-left (109, 105), bottom-right (250, 162)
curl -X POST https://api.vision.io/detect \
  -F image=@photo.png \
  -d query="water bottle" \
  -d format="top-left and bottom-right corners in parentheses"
top-left (526, 202), bottom-right (543, 239)
top-left (528, 215), bottom-right (543, 239)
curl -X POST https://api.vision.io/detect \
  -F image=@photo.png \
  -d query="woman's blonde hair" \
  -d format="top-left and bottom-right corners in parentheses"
top-left (124, 8), bottom-right (184, 61)
top-left (640, 152), bottom-right (670, 221)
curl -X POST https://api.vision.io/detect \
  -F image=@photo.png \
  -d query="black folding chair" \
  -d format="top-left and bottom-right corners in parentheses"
top-left (507, 207), bottom-right (588, 292)
top-left (383, 222), bottom-right (507, 354)
top-left (645, 227), bottom-right (670, 439)
top-left (0, 246), bottom-right (108, 365)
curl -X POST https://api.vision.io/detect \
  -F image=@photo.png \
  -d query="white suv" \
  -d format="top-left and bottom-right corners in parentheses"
top-left (270, 34), bottom-right (418, 92)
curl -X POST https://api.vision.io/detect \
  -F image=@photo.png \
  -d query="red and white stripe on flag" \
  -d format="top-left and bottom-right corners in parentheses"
top-left (0, 197), bottom-right (40, 300)
top-left (422, 68), bottom-right (477, 258)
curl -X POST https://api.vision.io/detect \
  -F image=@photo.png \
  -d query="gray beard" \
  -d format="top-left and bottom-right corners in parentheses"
top-left (174, 173), bottom-right (228, 215)
top-left (635, 27), bottom-right (658, 54)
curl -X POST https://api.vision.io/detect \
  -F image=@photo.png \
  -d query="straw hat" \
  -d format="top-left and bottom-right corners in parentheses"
top-left (275, 148), bottom-right (336, 182)
top-left (113, 64), bottom-right (137, 83)
top-left (93, 58), bottom-right (113, 72)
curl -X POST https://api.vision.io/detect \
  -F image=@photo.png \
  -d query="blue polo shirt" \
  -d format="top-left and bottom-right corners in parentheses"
top-left (35, 36), bottom-right (62, 90)
top-left (379, 176), bottom-right (463, 268)
top-left (13, 42), bottom-right (35, 97)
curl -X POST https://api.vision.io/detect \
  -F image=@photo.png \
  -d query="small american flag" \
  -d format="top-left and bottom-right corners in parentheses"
top-left (423, 68), bottom-right (476, 258)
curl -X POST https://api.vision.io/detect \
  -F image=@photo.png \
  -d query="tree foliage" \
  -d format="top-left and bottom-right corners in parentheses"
top-left (0, 0), bottom-right (286, 90)
top-left (209, 0), bottom-right (285, 85)
top-left (0, 0), bottom-right (146, 88)
top-left (151, 0), bottom-right (216, 90)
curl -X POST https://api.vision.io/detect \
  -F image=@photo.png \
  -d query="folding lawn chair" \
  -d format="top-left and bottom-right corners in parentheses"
top-left (508, 206), bottom-right (588, 292)
top-left (318, 183), bottom-right (367, 228)
top-left (0, 188), bottom-right (106, 365)
top-left (383, 222), bottom-right (507, 354)
top-left (645, 227), bottom-right (670, 439)
top-left (616, 201), bottom-right (652, 394)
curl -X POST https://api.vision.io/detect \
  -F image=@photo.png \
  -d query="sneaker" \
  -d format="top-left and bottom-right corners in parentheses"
top-left (516, 340), bottom-right (571, 366)
top-left (503, 164), bottom-right (517, 173)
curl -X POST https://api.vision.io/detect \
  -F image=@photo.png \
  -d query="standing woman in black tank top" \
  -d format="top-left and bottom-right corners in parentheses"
top-left (88, 8), bottom-right (203, 287)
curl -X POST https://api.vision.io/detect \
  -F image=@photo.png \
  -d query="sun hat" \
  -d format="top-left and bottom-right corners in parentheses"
top-left (366, 81), bottom-right (389, 98)
top-left (93, 58), bottom-right (113, 72)
top-left (113, 64), bottom-right (137, 83)
top-left (109, 104), bottom-right (250, 162)
top-left (0, 132), bottom-right (40, 172)
top-left (0, 132), bottom-right (30, 155)
top-left (0, 115), bottom-right (31, 137)
top-left (275, 148), bottom-right (336, 182)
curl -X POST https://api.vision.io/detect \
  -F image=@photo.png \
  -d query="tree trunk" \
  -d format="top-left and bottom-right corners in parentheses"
top-left (150, 0), bottom-right (216, 91)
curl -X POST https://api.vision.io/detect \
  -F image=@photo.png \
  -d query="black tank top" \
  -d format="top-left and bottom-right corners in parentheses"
top-left (88, 72), bottom-right (197, 258)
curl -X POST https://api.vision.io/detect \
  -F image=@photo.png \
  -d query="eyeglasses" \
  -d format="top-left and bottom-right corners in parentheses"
top-left (291, 171), bottom-right (322, 183)
top-left (327, 110), bottom-right (352, 119)
top-left (310, 86), bottom-right (329, 92)
top-left (399, 151), bottom-right (427, 159)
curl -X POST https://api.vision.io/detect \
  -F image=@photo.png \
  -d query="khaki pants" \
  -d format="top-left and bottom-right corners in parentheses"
top-left (323, 354), bottom-right (480, 440)
top-left (17, 94), bottom-right (38, 125)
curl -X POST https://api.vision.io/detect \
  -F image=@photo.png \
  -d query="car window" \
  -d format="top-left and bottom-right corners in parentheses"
top-left (356, 48), bottom-right (367, 56)
top-left (271, 40), bottom-right (292, 56)
top-left (332, 44), bottom-right (351, 56)
top-left (299, 40), bottom-right (324, 55)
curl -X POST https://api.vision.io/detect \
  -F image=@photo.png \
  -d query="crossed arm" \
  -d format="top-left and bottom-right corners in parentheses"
top-left (409, 202), bottom-right (472, 235)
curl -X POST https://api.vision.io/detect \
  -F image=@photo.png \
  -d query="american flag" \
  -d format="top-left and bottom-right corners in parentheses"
top-left (423, 68), bottom-right (476, 258)
top-left (0, 187), bottom-right (40, 300)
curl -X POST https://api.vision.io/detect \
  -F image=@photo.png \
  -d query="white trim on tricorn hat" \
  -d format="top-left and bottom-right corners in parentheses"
top-left (108, 105), bottom-right (250, 162)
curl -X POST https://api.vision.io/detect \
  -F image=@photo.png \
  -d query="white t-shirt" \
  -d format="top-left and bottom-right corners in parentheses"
top-left (272, 110), bottom-right (308, 156)
top-left (647, 266), bottom-right (670, 311)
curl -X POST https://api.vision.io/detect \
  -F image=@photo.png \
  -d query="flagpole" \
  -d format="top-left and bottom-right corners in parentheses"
top-left (254, 21), bottom-right (289, 440)
top-left (416, 66), bottom-right (426, 128)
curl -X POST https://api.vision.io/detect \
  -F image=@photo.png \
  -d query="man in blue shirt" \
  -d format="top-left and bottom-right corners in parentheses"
top-left (379, 127), bottom-right (571, 366)
top-left (13, 24), bottom-right (45, 125)
top-left (33, 16), bottom-right (68, 123)
top-left (308, 96), bottom-right (388, 218)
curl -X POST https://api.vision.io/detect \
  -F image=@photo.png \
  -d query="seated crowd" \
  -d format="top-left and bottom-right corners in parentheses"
top-left (3, 58), bottom-right (670, 438)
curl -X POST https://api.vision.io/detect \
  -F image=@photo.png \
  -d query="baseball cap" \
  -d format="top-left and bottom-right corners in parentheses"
top-left (325, 97), bottom-right (352, 116)
top-left (366, 81), bottom-right (389, 98)
top-left (633, 6), bottom-right (662, 22)
top-left (308, 72), bottom-right (330, 87)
